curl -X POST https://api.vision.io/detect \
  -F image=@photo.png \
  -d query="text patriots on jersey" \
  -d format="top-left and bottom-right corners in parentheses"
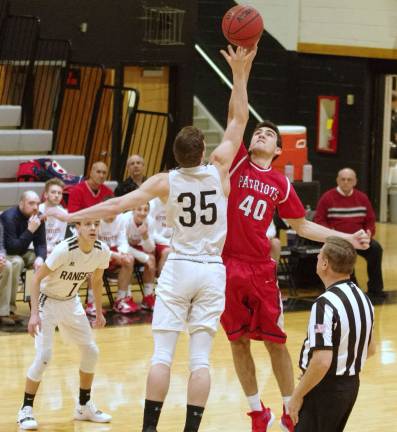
top-left (238, 175), bottom-right (280, 201)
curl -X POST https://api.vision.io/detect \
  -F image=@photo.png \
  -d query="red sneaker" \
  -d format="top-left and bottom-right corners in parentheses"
top-left (113, 298), bottom-right (136, 314)
top-left (141, 294), bottom-right (155, 311)
top-left (280, 406), bottom-right (294, 432)
top-left (247, 402), bottom-right (275, 431)
top-left (124, 296), bottom-right (140, 313)
top-left (85, 302), bottom-right (96, 316)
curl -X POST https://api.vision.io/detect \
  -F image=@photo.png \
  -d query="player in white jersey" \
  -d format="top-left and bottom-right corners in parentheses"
top-left (148, 197), bottom-right (172, 275)
top-left (40, 178), bottom-right (68, 254)
top-left (122, 203), bottom-right (156, 310)
top-left (98, 213), bottom-right (139, 313)
top-left (17, 220), bottom-right (111, 430)
top-left (50, 45), bottom-right (257, 432)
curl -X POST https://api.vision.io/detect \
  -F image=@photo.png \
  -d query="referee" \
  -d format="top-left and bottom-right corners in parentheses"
top-left (289, 236), bottom-right (375, 432)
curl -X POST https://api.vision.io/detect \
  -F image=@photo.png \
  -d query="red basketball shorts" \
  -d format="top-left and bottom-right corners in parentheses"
top-left (220, 255), bottom-right (286, 344)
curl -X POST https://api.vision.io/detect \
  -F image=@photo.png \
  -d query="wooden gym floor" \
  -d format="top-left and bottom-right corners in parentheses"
top-left (0, 223), bottom-right (396, 431)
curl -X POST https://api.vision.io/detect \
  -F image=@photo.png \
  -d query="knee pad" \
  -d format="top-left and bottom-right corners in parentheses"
top-left (151, 330), bottom-right (179, 368)
top-left (79, 343), bottom-right (99, 374)
top-left (27, 348), bottom-right (52, 381)
top-left (189, 330), bottom-right (213, 372)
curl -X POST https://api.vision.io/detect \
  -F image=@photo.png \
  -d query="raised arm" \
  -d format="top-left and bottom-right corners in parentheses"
top-left (209, 45), bottom-right (256, 173)
top-left (55, 173), bottom-right (169, 223)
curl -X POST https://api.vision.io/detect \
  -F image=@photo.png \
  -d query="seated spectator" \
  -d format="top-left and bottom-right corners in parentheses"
top-left (0, 220), bottom-right (14, 326)
top-left (148, 197), bottom-right (172, 275)
top-left (40, 178), bottom-right (68, 254)
top-left (122, 203), bottom-right (156, 310)
top-left (68, 161), bottom-right (113, 213)
top-left (114, 154), bottom-right (146, 197)
top-left (314, 167), bottom-right (385, 299)
top-left (266, 220), bottom-right (281, 262)
top-left (68, 161), bottom-right (113, 314)
top-left (0, 191), bottom-right (46, 318)
top-left (98, 214), bottom-right (138, 314)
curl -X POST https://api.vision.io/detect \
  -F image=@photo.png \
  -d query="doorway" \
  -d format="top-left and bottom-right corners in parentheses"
top-left (379, 75), bottom-right (397, 222)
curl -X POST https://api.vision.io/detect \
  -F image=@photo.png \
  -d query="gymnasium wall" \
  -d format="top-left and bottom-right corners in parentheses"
top-left (237, 0), bottom-right (397, 59)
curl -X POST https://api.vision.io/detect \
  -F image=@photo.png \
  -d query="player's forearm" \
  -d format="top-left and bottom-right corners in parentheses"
top-left (91, 277), bottom-right (103, 314)
top-left (68, 197), bottom-right (124, 223)
top-left (288, 218), bottom-right (352, 244)
top-left (230, 69), bottom-right (249, 125)
top-left (30, 278), bottom-right (41, 316)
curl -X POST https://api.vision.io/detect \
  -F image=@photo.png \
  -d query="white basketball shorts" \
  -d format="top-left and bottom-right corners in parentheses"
top-left (152, 255), bottom-right (226, 334)
top-left (36, 294), bottom-right (94, 348)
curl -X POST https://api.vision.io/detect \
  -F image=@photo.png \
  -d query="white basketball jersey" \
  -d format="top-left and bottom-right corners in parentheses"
top-left (39, 203), bottom-right (68, 254)
top-left (98, 214), bottom-right (128, 250)
top-left (148, 197), bottom-right (173, 246)
top-left (166, 164), bottom-right (227, 256)
top-left (41, 236), bottom-right (110, 299)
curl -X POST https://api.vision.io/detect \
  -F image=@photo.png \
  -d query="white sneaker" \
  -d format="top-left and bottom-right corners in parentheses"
top-left (74, 400), bottom-right (112, 423)
top-left (17, 406), bottom-right (38, 430)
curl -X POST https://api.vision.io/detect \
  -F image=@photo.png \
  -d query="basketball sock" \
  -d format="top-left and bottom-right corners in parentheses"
top-left (79, 388), bottom-right (91, 406)
top-left (87, 289), bottom-right (94, 303)
top-left (117, 290), bottom-right (127, 300)
top-left (144, 283), bottom-right (154, 296)
top-left (282, 396), bottom-right (292, 414)
top-left (247, 393), bottom-right (262, 411)
top-left (142, 399), bottom-right (163, 430)
top-left (183, 404), bottom-right (204, 432)
top-left (23, 392), bottom-right (36, 408)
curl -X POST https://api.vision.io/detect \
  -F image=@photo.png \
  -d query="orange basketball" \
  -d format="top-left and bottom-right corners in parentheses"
top-left (222, 4), bottom-right (264, 48)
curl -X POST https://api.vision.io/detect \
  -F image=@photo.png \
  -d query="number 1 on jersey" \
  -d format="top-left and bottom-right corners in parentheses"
top-left (238, 195), bottom-right (267, 221)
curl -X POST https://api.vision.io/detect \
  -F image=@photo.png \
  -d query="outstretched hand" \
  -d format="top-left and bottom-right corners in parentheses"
top-left (220, 44), bottom-right (257, 76)
top-left (350, 229), bottom-right (371, 250)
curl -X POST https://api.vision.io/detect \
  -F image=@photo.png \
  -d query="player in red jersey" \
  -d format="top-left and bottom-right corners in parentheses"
top-left (221, 118), bottom-right (370, 431)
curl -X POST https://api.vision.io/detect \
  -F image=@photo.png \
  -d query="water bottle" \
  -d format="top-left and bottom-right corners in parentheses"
top-left (284, 162), bottom-right (294, 182)
top-left (303, 161), bottom-right (313, 182)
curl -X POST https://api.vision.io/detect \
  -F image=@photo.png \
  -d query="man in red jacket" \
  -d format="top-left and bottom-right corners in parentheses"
top-left (314, 167), bottom-right (385, 299)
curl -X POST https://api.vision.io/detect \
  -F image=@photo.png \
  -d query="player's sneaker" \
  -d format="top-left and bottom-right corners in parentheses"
top-left (247, 402), bottom-right (275, 431)
top-left (280, 406), bottom-right (294, 432)
top-left (141, 294), bottom-right (155, 311)
top-left (85, 302), bottom-right (96, 316)
top-left (17, 405), bottom-right (38, 430)
top-left (74, 400), bottom-right (112, 423)
top-left (124, 296), bottom-right (140, 313)
top-left (113, 298), bottom-right (136, 314)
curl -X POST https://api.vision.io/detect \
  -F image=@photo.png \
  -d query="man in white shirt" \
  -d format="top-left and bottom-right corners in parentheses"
top-left (17, 219), bottom-right (111, 430)
top-left (123, 203), bottom-right (156, 311)
top-left (98, 214), bottom-right (138, 313)
top-left (40, 179), bottom-right (68, 254)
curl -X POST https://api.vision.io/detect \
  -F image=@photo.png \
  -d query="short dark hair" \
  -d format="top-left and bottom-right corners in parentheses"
top-left (44, 178), bottom-right (65, 192)
top-left (323, 236), bottom-right (357, 275)
top-left (173, 126), bottom-right (204, 167)
top-left (253, 120), bottom-right (282, 148)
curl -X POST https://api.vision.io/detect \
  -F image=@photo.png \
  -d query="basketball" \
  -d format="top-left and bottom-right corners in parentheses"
top-left (221, 4), bottom-right (264, 48)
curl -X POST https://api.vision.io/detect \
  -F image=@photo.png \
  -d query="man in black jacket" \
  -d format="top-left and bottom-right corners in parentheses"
top-left (0, 191), bottom-right (46, 317)
top-left (114, 154), bottom-right (147, 197)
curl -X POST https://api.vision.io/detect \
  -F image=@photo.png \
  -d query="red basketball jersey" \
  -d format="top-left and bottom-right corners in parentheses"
top-left (223, 144), bottom-right (305, 262)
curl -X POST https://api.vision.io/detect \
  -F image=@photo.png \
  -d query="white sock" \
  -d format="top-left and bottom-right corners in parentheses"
top-left (117, 290), bottom-right (127, 300)
top-left (283, 396), bottom-right (292, 414)
top-left (144, 283), bottom-right (154, 296)
top-left (247, 393), bottom-right (262, 412)
top-left (87, 289), bottom-right (94, 303)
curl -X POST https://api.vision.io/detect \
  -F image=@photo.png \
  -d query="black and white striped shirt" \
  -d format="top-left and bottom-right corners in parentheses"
top-left (299, 279), bottom-right (374, 376)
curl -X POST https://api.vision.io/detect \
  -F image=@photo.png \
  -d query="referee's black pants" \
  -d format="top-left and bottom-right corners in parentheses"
top-left (355, 239), bottom-right (384, 295)
top-left (295, 375), bottom-right (360, 432)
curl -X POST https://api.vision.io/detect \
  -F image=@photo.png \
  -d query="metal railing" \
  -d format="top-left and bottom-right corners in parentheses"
top-left (32, 38), bottom-right (71, 131)
top-left (0, 14), bottom-right (40, 126)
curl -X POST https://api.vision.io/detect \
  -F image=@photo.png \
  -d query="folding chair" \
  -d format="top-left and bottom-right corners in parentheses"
top-left (102, 263), bottom-right (145, 307)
